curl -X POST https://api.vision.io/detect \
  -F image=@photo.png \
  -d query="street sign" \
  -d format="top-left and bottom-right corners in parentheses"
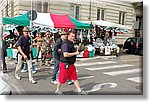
top-left (27, 10), bottom-right (37, 21)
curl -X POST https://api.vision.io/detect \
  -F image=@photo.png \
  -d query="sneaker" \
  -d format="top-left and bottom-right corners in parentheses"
top-left (21, 69), bottom-right (28, 73)
top-left (29, 79), bottom-right (37, 84)
top-left (41, 63), bottom-right (45, 66)
top-left (51, 80), bottom-right (57, 85)
top-left (55, 90), bottom-right (63, 95)
top-left (3, 70), bottom-right (7, 73)
top-left (78, 90), bottom-right (88, 95)
top-left (34, 68), bottom-right (38, 71)
top-left (15, 76), bottom-right (21, 80)
top-left (32, 70), bottom-right (37, 74)
top-left (67, 80), bottom-right (74, 85)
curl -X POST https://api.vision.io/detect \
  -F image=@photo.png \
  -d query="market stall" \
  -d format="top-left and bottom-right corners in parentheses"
top-left (2, 12), bottom-right (94, 59)
top-left (83, 20), bottom-right (132, 55)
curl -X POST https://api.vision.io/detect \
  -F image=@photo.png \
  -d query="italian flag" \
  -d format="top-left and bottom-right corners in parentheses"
top-left (3, 28), bottom-right (10, 37)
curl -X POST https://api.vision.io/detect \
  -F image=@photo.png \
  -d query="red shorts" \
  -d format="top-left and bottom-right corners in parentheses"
top-left (58, 62), bottom-right (78, 84)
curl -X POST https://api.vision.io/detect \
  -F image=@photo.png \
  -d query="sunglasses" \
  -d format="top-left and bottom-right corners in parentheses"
top-left (23, 31), bottom-right (30, 32)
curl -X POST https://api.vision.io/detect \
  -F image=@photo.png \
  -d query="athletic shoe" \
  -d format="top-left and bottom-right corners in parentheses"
top-left (55, 90), bottom-right (63, 95)
top-left (32, 70), bottom-right (37, 74)
top-left (67, 80), bottom-right (74, 85)
top-left (51, 80), bottom-right (57, 85)
top-left (29, 79), bottom-right (37, 84)
top-left (21, 69), bottom-right (28, 73)
top-left (15, 76), bottom-right (21, 80)
top-left (78, 90), bottom-right (88, 95)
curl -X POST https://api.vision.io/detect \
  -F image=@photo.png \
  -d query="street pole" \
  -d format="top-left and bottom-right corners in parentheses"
top-left (89, 0), bottom-right (91, 21)
top-left (30, 0), bottom-right (33, 44)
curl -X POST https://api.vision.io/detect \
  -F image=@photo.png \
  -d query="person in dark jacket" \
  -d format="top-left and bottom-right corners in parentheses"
top-left (51, 31), bottom-right (68, 84)
top-left (15, 27), bottom-right (36, 84)
top-left (2, 40), bottom-right (8, 73)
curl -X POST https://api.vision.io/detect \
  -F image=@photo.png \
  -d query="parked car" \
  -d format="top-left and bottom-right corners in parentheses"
top-left (123, 37), bottom-right (143, 55)
top-left (0, 77), bottom-right (12, 95)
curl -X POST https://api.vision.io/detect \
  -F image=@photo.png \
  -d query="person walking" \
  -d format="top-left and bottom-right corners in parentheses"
top-left (15, 27), bottom-right (37, 84)
top-left (21, 61), bottom-right (37, 74)
top-left (51, 31), bottom-right (68, 84)
top-left (55, 31), bottom-right (88, 95)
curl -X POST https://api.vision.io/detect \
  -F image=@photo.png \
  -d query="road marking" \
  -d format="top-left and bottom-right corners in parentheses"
top-left (103, 68), bottom-right (141, 76)
top-left (126, 77), bottom-right (142, 83)
top-left (75, 61), bottom-right (117, 67)
top-left (78, 76), bottom-right (94, 80)
top-left (86, 64), bottom-right (134, 71)
top-left (121, 59), bottom-right (142, 62)
top-left (77, 56), bottom-right (116, 61)
top-left (0, 71), bottom-right (27, 94)
top-left (86, 83), bottom-right (118, 93)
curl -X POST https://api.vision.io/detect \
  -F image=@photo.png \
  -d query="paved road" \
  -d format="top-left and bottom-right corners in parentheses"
top-left (0, 54), bottom-right (143, 95)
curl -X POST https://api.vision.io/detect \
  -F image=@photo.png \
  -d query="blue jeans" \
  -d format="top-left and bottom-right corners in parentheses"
top-left (51, 58), bottom-right (60, 81)
top-left (23, 62), bottom-right (36, 71)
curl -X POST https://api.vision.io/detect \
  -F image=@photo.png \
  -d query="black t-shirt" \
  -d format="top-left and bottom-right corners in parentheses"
top-left (17, 35), bottom-right (31, 58)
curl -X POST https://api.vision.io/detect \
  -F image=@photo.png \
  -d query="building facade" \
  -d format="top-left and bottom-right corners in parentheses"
top-left (0, 0), bottom-right (143, 44)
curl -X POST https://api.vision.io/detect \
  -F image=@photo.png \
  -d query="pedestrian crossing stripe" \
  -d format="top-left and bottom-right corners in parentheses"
top-left (75, 61), bottom-right (117, 67)
top-left (126, 77), bottom-right (142, 83)
top-left (78, 76), bottom-right (94, 80)
top-left (86, 64), bottom-right (134, 71)
top-left (103, 68), bottom-right (141, 76)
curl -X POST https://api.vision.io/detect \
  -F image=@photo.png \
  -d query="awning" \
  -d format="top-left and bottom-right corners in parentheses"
top-left (2, 12), bottom-right (93, 29)
top-left (50, 13), bottom-right (75, 28)
top-left (2, 13), bottom-right (30, 26)
top-left (83, 20), bottom-right (132, 29)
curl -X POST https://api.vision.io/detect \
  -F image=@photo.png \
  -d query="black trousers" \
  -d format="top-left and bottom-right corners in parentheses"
top-left (2, 56), bottom-right (7, 71)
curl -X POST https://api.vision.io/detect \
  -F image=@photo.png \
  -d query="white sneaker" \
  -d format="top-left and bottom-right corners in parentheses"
top-left (21, 69), bottom-right (28, 73)
top-left (29, 79), bottom-right (37, 84)
top-left (67, 80), bottom-right (74, 85)
top-left (55, 90), bottom-right (63, 95)
top-left (51, 80), bottom-right (57, 85)
top-left (32, 70), bottom-right (37, 74)
top-left (15, 76), bottom-right (21, 80)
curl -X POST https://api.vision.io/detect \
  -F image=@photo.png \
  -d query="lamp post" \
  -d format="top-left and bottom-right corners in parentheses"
top-left (30, 0), bottom-right (33, 44)
top-left (89, 0), bottom-right (91, 20)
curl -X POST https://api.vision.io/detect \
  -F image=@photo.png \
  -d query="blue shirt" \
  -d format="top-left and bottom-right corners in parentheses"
top-left (61, 43), bottom-right (68, 53)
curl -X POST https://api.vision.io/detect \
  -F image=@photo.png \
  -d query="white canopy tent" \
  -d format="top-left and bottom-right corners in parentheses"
top-left (83, 20), bottom-right (132, 30)
top-left (33, 12), bottom-right (54, 28)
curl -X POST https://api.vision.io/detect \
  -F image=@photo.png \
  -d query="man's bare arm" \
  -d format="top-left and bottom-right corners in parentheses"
top-left (63, 51), bottom-right (79, 57)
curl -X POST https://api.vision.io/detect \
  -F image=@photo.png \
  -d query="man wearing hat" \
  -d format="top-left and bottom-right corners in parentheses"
top-left (15, 26), bottom-right (36, 84)
top-left (51, 30), bottom-right (68, 84)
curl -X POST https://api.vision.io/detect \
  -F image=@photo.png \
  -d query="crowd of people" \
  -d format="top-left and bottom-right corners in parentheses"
top-left (2, 26), bottom-right (88, 95)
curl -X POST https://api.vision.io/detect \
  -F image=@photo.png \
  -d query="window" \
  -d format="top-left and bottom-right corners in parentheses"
top-left (119, 11), bottom-right (126, 25)
top-left (70, 5), bottom-right (74, 17)
top-left (36, 1), bottom-right (42, 12)
top-left (136, 16), bottom-right (142, 30)
top-left (43, 2), bottom-right (48, 13)
top-left (75, 6), bottom-right (80, 20)
top-left (101, 9), bottom-right (105, 20)
top-left (5, 5), bottom-right (8, 17)
top-left (97, 8), bottom-right (105, 20)
top-left (36, 1), bottom-right (48, 13)
top-left (97, 9), bottom-right (100, 20)
top-left (69, 4), bottom-right (80, 20)
top-left (2, 9), bottom-right (4, 17)
top-left (10, 1), bottom-right (14, 17)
